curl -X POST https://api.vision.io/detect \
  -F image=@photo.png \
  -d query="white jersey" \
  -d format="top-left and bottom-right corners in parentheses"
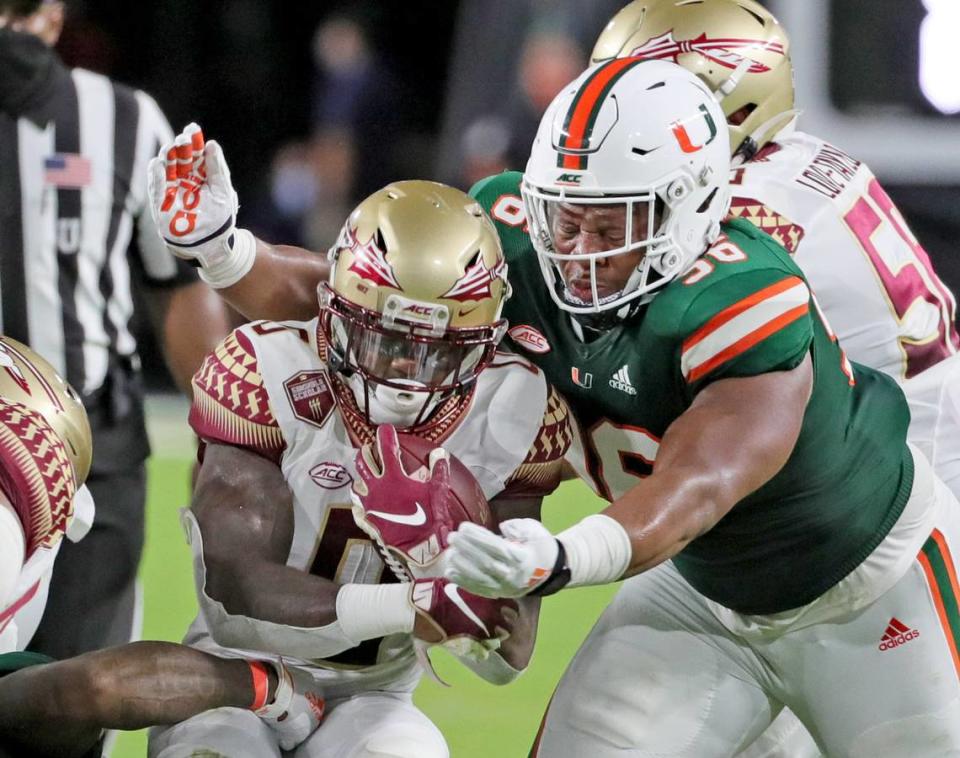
top-left (183, 319), bottom-right (571, 694)
top-left (728, 129), bottom-right (959, 382)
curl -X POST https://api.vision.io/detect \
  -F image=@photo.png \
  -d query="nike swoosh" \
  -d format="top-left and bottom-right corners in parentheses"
top-left (444, 583), bottom-right (489, 634)
top-left (365, 501), bottom-right (427, 526)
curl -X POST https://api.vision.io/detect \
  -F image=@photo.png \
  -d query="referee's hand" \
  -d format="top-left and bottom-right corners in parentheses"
top-left (147, 123), bottom-right (255, 289)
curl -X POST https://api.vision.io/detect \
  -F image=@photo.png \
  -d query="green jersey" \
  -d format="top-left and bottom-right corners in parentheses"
top-left (472, 171), bottom-right (913, 614)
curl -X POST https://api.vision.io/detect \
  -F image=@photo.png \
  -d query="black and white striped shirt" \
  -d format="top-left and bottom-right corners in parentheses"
top-left (0, 31), bottom-right (194, 400)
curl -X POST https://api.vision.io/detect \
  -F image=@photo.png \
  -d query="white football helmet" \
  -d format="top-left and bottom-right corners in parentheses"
top-left (522, 58), bottom-right (731, 318)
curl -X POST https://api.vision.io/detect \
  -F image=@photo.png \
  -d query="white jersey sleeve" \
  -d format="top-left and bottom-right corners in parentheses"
top-left (728, 130), bottom-right (959, 381)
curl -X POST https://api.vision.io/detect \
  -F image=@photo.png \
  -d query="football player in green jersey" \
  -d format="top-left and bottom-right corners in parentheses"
top-left (144, 65), bottom-right (960, 755)
top-left (421, 60), bottom-right (960, 756)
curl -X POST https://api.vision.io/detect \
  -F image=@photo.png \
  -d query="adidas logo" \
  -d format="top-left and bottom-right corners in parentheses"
top-left (609, 364), bottom-right (637, 395)
top-left (878, 617), bottom-right (920, 651)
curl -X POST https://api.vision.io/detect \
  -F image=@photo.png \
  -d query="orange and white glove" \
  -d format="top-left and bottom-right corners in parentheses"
top-left (147, 123), bottom-right (256, 288)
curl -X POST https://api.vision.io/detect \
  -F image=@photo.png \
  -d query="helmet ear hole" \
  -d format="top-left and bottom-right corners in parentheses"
top-left (696, 187), bottom-right (718, 214)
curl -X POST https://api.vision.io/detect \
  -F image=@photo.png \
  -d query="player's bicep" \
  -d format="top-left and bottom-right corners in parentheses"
top-left (659, 353), bottom-right (812, 521)
top-left (192, 442), bottom-right (294, 603)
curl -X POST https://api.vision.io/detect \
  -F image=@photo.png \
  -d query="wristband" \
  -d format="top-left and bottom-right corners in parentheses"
top-left (247, 660), bottom-right (270, 711)
top-left (335, 583), bottom-right (415, 644)
top-left (527, 541), bottom-right (571, 597)
top-left (557, 514), bottom-right (632, 588)
top-left (198, 227), bottom-right (257, 289)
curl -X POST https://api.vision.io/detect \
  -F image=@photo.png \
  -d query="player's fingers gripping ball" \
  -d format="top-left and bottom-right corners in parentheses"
top-left (446, 518), bottom-right (560, 598)
top-left (351, 424), bottom-right (492, 580)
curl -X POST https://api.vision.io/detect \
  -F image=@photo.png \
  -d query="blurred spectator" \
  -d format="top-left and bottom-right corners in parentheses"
top-left (309, 13), bottom-right (401, 199)
top-left (435, 0), bottom-right (623, 187)
top-left (460, 116), bottom-right (512, 190)
top-left (507, 30), bottom-right (585, 169)
top-left (264, 129), bottom-right (357, 250)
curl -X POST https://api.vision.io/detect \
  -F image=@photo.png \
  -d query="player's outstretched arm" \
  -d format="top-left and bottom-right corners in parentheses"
top-left (0, 642), bottom-right (269, 756)
top-left (604, 354), bottom-right (813, 574)
top-left (220, 240), bottom-right (327, 322)
top-left (147, 123), bottom-right (327, 322)
top-left (447, 356), bottom-right (813, 597)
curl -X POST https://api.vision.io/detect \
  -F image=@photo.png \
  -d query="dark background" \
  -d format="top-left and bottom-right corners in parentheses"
top-left (51, 0), bottom-right (960, 386)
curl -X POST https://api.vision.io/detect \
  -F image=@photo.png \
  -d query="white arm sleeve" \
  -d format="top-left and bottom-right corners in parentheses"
top-left (0, 493), bottom-right (25, 610)
top-left (181, 508), bottom-right (361, 660)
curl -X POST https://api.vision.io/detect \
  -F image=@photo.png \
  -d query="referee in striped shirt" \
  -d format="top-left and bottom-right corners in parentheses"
top-left (0, 1), bottom-right (230, 658)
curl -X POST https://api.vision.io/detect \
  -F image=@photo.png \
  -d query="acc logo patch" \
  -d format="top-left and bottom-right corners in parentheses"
top-left (309, 461), bottom-right (352, 489)
top-left (284, 371), bottom-right (336, 429)
top-left (508, 324), bottom-right (551, 354)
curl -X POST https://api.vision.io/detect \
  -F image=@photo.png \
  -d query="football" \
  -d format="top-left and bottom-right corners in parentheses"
top-left (352, 431), bottom-right (494, 581)
top-left (395, 433), bottom-right (492, 531)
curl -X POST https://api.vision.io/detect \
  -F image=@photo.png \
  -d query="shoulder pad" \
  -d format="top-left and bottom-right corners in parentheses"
top-left (500, 386), bottom-right (572, 499)
top-left (189, 329), bottom-right (285, 463)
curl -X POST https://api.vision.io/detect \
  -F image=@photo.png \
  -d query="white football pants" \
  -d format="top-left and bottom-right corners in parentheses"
top-left (149, 690), bottom-right (447, 758)
top-left (534, 447), bottom-right (960, 757)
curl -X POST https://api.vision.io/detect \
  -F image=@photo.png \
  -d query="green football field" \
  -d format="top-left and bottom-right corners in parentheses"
top-left (112, 397), bottom-right (615, 757)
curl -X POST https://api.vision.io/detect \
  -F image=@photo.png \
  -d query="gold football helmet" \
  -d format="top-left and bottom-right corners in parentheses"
top-left (0, 336), bottom-right (92, 485)
top-left (320, 180), bottom-right (509, 427)
top-left (592, 0), bottom-right (794, 162)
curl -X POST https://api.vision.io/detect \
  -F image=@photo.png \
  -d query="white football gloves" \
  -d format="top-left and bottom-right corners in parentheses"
top-left (445, 518), bottom-right (563, 598)
top-left (147, 122), bottom-right (256, 288)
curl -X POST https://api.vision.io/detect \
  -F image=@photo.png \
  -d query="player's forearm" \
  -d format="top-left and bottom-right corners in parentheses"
top-left (0, 643), bottom-right (269, 752)
top-left (205, 555), bottom-right (342, 629)
top-left (495, 595), bottom-right (540, 671)
top-left (217, 239), bottom-right (328, 322)
top-left (600, 465), bottom-right (728, 576)
top-left (159, 281), bottom-right (232, 397)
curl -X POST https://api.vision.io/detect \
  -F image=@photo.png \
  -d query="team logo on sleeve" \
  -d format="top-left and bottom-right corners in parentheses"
top-left (284, 371), bottom-right (336, 429)
top-left (508, 324), bottom-right (551, 354)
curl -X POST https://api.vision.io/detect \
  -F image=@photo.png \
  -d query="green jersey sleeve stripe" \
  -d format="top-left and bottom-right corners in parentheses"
top-left (681, 277), bottom-right (810, 382)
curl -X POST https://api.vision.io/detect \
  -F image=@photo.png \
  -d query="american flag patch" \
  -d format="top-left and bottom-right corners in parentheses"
top-left (43, 153), bottom-right (91, 188)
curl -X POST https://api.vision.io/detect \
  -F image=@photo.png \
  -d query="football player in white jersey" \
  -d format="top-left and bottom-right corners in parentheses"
top-left (0, 338), bottom-right (330, 756)
top-left (0, 335), bottom-right (94, 654)
top-left (591, 0), bottom-right (960, 498)
top-left (146, 176), bottom-right (570, 758)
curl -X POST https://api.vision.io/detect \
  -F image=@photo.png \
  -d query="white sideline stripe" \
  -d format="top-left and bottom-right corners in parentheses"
top-left (681, 281), bottom-right (809, 380)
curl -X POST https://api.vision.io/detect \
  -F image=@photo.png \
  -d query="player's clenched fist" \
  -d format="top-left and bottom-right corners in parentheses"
top-left (147, 122), bottom-right (256, 288)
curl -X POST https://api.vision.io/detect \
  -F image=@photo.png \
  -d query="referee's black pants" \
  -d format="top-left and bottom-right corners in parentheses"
top-left (27, 465), bottom-right (147, 658)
